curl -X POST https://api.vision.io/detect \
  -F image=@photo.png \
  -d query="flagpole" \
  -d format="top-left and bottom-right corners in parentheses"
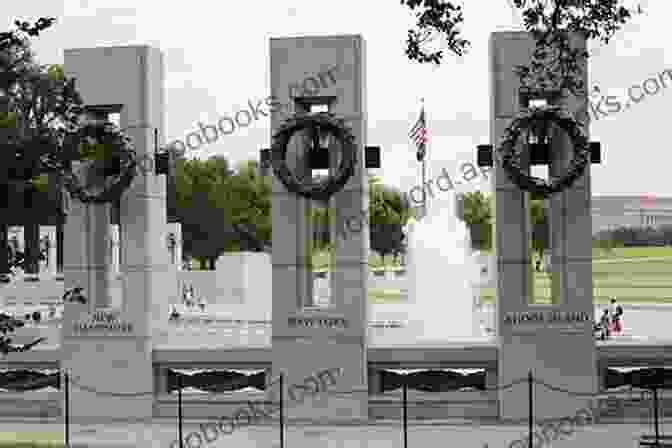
top-left (409, 98), bottom-right (427, 221)
top-left (421, 154), bottom-right (426, 220)
top-left (420, 98), bottom-right (427, 220)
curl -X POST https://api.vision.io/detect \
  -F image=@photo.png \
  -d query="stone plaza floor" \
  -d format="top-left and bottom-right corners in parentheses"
top-left (0, 418), bottom-right (669, 448)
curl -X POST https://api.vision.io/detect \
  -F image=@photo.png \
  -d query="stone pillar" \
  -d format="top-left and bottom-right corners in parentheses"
top-left (0, 116), bottom-right (10, 277)
top-left (89, 205), bottom-right (112, 308)
top-left (108, 224), bottom-right (122, 308)
top-left (163, 222), bottom-right (181, 314)
top-left (61, 46), bottom-right (163, 421)
top-left (0, 222), bottom-right (7, 277)
top-left (8, 227), bottom-right (22, 254)
top-left (56, 218), bottom-right (64, 275)
top-left (285, 131), bottom-right (314, 307)
top-left (62, 192), bottom-right (97, 312)
top-left (270, 35), bottom-right (368, 421)
top-left (61, 184), bottom-right (112, 305)
top-left (166, 222), bottom-right (181, 269)
top-left (109, 224), bottom-right (120, 276)
top-left (41, 226), bottom-right (57, 276)
top-left (491, 31), bottom-right (596, 420)
top-left (23, 221), bottom-right (40, 279)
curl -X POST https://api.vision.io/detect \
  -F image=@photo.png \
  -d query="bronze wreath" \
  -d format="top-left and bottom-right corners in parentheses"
top-left (271, 112), bottom-right (357, 202)
top-left (60, 122), bottom-right (138, 204)
top-left (496, 105), bottom-right (591, 198)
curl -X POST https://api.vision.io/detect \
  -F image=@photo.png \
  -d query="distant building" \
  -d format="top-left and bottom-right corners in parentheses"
top-left (592, 195), bottom-right (672, 235)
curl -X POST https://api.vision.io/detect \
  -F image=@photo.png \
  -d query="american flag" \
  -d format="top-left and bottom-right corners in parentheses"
top-left (409, 106), bottom-right (428, 162)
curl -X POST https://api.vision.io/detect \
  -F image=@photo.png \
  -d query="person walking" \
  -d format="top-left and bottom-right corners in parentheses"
top-left (599, 309), bottom-right (610, 340)
top-left (610, 298), bottom-right (623, 335)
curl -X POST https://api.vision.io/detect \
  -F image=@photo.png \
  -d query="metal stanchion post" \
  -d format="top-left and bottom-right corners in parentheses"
top-left (403, 380), bottom-right (408, 448)
top-left (280, 373), bottom-right (285, 448)
top-left (64, 371), bottom-right (70, 448)
top-left (528, 370), bottom-right (533, 448)
top-left (653, 386), bottom-right (660, 447)
top-left (178, 374), bottom-right (183, 448)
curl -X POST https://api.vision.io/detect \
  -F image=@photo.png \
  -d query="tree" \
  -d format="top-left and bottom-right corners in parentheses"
top-left (176, 156), bottom-right (233, 268)
top-left (1, 18), bottom-right (83, 281)
top-left (401, 1), bottom-right (642, 69)
top-left (371, 223), bottom-right (405, 266)
top-left (176, 156), bottom-right (272, 269)
top-left (4, 64), bottom-right (82, 275)
top-left (401, 1), bottom-right (643, 130)
top-left (1, 18), bottom-right (51, 280)
top-left (459, 192), bottom-right (548, 257)
top-left (460, 191), bottom-right (492, 251)
top-left (368, 178), bottom-right (409, 265)
top-left (310, 177), bottom-right (410, 266)
top-left (530, 199), bottom-right (549, 267)
top-left (223, 160), bottom-right (271, 250)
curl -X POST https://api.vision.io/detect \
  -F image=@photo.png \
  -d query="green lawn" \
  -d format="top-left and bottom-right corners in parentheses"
top-left (311, 250), bottom-right (398, 271)
top-left (0, 432), bottom-right (65, 447)
top-left (591, 246), bottom-right (672, 260)
top-left (188, 247), bottom-right (672, 306)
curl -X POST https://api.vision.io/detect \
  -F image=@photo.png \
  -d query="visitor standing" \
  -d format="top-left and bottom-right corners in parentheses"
top-left (41, 236), bottom-right (50, 270)
top-left (169, 304), bottom-right (180, 321)
top-left (188, 285), bottom-right (196, 308)
top-left (183, 284), bottom-right (195, 308)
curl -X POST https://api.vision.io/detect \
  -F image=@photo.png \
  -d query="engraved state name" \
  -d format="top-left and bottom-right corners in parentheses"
top-left (288, 317), bottom-right (348, 328)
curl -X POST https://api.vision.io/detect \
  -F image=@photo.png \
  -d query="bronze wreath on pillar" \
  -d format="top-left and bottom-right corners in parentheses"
top-left (60, 121), bottom-right (138, 204)
top-left (496, 105), bottom-right (591, 198)
top-left (271, 112), bottom-right (357, 202)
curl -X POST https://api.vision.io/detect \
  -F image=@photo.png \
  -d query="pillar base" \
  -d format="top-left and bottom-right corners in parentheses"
top-left (61, 333), bottom-right (153, 420)
top-left (271, 338), bottom-right (367, 421)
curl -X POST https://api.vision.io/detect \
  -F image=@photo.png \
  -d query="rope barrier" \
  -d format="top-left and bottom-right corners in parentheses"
top-left (67, 373), bottom-right (154, 397)
top-left (0, 371), bottom-right (663, 399)
top-left (484, 377), bottom-right (528, 391)
top-left (534, 378), bottom-right (660, 397)
top-left (533, 378), bottom-right (604, 397)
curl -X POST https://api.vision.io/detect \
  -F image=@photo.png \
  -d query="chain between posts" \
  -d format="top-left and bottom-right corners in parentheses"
top-left (533, 378), bottom-right (637, 398)
top-left (4, 371), bottom-right (654, 402)
top-left (0, 373), bottom-right (536, 396)
top-left (66, 373), bottom-right (154, 397)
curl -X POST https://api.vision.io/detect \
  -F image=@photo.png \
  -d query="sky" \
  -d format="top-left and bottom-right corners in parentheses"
top-left (4, 0), bottom-right (671, 198)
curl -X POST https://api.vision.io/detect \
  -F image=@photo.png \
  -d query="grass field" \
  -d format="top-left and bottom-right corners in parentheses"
top-left (0, 432), bottom-right (65, 447)
top-left (591, 246), bottom-right (672, 259)
top-left (369, 246), bottom-right (672, 305)
top-left (310, 246), bottom-right (672, 271)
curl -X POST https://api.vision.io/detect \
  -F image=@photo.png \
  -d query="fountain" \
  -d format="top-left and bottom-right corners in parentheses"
top-left (404, 192), bottom-right (481, 340)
